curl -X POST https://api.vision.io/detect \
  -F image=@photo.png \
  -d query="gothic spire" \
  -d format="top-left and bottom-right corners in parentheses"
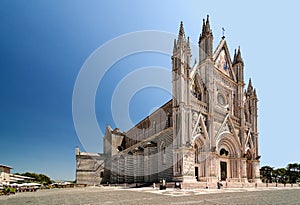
top-left (172, 21), bottom-right (191, 63)
top-left (205, 15), bottom-right (211, 33)
top-left (253, 89), bottom-right (257, 98)
top-left (247, 78), bottom-right (253, 93)
top-left (201, 18), bottom-right (206, 34)
top-left (233, 49), bottom-right (237, 64)
top-left (200, 15), bottom-right (212, 40)
top-left (174, 21), bottom-right (189, 54)
top-left (236, 46), bottom-right (244, 65)
top-left (198, 15), bottom-right (213, 62)
top-left (179, 21), bottom-right (185, 38)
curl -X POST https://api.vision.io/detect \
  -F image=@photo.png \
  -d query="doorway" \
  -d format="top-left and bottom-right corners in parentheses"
top-left (195, 166), bottom-right (199, 181)
top-left (220, 162), bottom-right (227, 181)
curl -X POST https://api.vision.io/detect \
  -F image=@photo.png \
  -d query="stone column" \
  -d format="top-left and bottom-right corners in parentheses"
top-left (182, 148), bottom-right (196, 182)
top-left (253, 160), bottom-right (262, 183)
top-left (241, 158), bottom-right (247, 182)
top-left (205, 154), bottom-right (218, 183)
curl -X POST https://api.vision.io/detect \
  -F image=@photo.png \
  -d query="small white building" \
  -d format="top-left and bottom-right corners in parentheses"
top-left (0, 164), bottom-right (12, 185)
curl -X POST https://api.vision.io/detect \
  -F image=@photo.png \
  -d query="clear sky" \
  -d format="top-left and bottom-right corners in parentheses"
top-left (1, 0), bottom-right (299, 180)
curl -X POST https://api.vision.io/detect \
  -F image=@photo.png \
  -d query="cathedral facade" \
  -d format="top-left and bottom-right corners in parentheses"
top-left (76, 16), bottom-right (261, 186)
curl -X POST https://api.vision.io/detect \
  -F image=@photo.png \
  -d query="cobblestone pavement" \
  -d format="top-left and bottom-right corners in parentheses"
top-left (0, 187), bottom-right (300, 205)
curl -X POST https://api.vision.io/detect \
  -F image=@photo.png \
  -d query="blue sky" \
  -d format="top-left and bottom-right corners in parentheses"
top-left (0, 0), bottom-right (299, 180)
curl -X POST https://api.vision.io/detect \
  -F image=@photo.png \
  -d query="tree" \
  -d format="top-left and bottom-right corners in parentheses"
top-left (260, 166), bottom-right (273, 183)
top-left (272, 168), bottom-right (287, 183)
top-left (261, 163), bottom-right (300, 184)
top-left (286, 163), bottom-right (299, 183)
top-left (15, 172), bottom-right (52, 185)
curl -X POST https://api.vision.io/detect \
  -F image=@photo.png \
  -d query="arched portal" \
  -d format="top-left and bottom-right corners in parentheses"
top-left (217, 133), bottom-right (241, 181)
top-left (193, 136), bottom-right (205, 181)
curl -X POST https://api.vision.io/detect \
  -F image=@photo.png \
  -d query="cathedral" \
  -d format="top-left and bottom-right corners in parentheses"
top-left (76, 16), bottom-right (261, 186)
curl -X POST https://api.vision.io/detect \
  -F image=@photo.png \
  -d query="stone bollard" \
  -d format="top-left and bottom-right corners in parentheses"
top-left (153, 183), bottom-right (156, 189)
top-left (217, 182), bottom-right (223, 189)
top-left (174, 182), bottom-right (181, 189)
top-left (159, 179), bottom-right (166, 190)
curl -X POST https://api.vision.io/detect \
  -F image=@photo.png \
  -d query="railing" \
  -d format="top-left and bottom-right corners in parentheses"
top-left (191, 98), bottom-right (208, 113)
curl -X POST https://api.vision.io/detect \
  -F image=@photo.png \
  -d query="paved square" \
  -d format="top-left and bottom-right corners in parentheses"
top-left (0, 187), bottom-right (299, 205)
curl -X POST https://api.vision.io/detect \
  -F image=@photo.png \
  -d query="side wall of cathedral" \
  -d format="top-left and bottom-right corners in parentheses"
top-left (102, 101), bottom-right (174, 184)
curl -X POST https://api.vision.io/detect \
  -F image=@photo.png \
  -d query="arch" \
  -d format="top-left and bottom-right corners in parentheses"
top-left (244, 131), bottom-right (255, 154)
top-left (194, 137), bottom-right (204, 164)
top-left (193, 133), bottom-right (206, 146)
top-left (160, 141), bottom-right (166, 165)
top-left (191, 76), bottom-right (202, 101)
top-left (216, 133), bottom-right (241, 158)
top-left (159, 141), bottom-right (166, 150)
top-left (190, 74), bottom-right (208, 103)
top-left (217, 133), bottom-right (241, 181)
top-left (245, 149), bottom-right (253, 160)
top-left (193, 137), bottom-right (206, 180)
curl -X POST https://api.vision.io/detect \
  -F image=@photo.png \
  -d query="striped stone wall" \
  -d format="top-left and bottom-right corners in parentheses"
top-left (76, 149), bottom-right (105, 185)
top-left (106, 128), bottom-right (174, 184)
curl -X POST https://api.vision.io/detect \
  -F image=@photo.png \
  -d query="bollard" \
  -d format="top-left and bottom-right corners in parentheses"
top-left (174, 182), bottom-right (181, 189)
top-left (159, 179), bottom-right (166, 190)
top-left (217, 182), bottom-right (223, 189)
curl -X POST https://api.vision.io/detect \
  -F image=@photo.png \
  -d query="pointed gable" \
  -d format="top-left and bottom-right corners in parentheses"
top-left (213, 39), bottom-right (237, 82)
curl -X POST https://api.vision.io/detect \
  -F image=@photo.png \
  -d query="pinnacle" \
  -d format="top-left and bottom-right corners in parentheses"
top-left (199, 15), bottom-right (212, 43)
top-left (236, 46), bottom-right (244, 64)
top-left (205, 15), bottom-right (210, 33)
top-left (202, 18), bottom-right (206, 34)
top-left (247, 78), bottom-right (253, 93)
top-left (179, 21), bottom-right (185, 37)
top-left (233, 49), bottom-right (237, 64)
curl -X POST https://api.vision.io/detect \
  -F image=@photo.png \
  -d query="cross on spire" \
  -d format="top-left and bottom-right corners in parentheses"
top-left (222, 27), bottom-right (225, 39)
